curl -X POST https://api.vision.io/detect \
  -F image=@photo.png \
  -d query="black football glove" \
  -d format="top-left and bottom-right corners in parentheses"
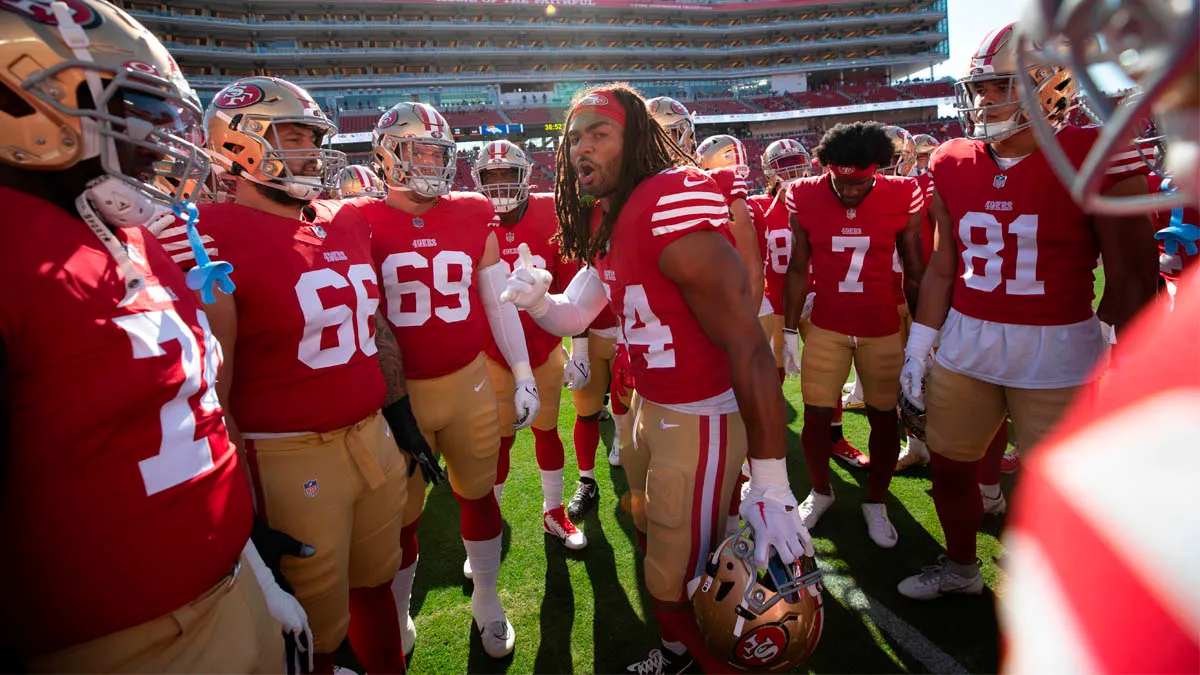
top-left (251, 518), bottom-right (316, 594)
top-left (382, 395), bottom-right (446, 485)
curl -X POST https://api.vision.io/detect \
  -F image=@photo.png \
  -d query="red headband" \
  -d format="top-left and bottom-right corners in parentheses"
top-left (829, 164), bottom-right (878, 179)
top-left (571, 90), bottom-right (626, 127)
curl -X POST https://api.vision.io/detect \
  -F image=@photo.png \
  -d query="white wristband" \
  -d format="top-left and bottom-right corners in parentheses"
top-left (571, 336), bottom-right (589, 360)
top-left (905, 322), bottom-right (938, 358)
top-left (748, 457), bottom-right (790, 490)
top-left (512, 361), bottom-right (534, 382)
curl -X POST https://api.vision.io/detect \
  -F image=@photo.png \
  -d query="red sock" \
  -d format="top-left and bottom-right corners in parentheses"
top-left (455, 490), bottom-right (502, 541)
top-left (728, 472), bottom-right (748, 517)
top-left (573, 416), bottom-right (600, 473)
top-left (348, 582), bottom-right (407, 674)
top-left (655, 605), bottom-right (729, 674)
top-left (865, 407), bottom-right (901, 502)
top-left (532, 427), bottom-right (565, 471)
top-left (399, 517), bottom-right (420, 568)
top-left (637, 530), bottom-right (648, 555)
top-left (313, 653), bottom-right (336, 675)
top-left (801, 408), bottom-right (834, 494)
top-left (495, 435), bottom-right (514, 486)
top-left (930, 452), bottom-right (983, 564)
top-left (832, 396), bottom-right (844, 424)
top-left (977, 424), bottom-right (1008, 485)
top-left (777, 367), bottom-right (785, 384)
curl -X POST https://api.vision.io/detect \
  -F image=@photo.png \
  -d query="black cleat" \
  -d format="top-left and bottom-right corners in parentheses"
top-left (567, 477), bottom-right (599, 520)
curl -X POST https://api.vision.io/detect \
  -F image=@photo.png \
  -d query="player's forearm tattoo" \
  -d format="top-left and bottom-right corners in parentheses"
top-left (374, 310), bottom-right (408, 405)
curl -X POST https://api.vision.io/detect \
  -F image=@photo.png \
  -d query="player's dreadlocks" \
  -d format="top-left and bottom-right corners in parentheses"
top-left (815, 121), bottom-right (895, 170)
top-left (554, 82), bottom-right (691, 263)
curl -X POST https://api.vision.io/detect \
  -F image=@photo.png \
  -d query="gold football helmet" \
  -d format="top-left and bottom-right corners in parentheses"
top-left (0, 0), bottom-right (209, 207)
top-left (372, 102), bottom-right (456, 197)
top-left (647, 96), bottom-right (696, 155)
top-left (692, 528), bottom-right (824, 672)
top-left (472, 140), bottom-right (531, 213)
top-left (955, 22), bottom-right (1078, 143)
top-left (761, 139), bottom-right (811, 193)
top-left (697, 134), bottom-right (750, 179)
top-left (1017, 1), bottom-right (1196, 213)
top-left (337, 164), bottom-right (386, 199)
top-left (204, 76), bottom-right (343, 202)
top-left (882, 126), bottom-right (918, 176)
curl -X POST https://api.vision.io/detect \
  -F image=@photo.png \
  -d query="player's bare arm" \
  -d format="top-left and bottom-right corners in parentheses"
top-left (913, 188), bottom-right (957, 329)
top-left (203, 291), bottom-right (244, 457)
top-left (897, 209), bottom-right (926, 315)
top-left (728, 197), bottom-right (764, 309)
top-left (660, 230), bottom-right (787, 461)
top-left (374, 310), bottom-right (408, 405)
top-left (783, 212), bottom-right (812, 330)
top-left (1094, 174), bottom-right (1159, 331)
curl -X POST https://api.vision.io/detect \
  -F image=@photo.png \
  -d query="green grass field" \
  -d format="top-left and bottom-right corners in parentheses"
top-left (339, 268), bottom-right (1109, 674)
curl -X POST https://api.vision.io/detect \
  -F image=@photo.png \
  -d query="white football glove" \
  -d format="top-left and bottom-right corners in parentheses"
top-left (800, 291), bottom-right (815, 322)
top-left (564, 337), bottom-right (591, 391)
top-left (900, 322), bottom-right (939, 408)
top-left (513, 377), bottom-right (541, 431)
top-left (782, 328), bottom-right (801, 378)
top-left (499, 243), bottom-right (553, 315)
top-left (739, 458), bottom-right (814, 570)
top-left (243, 540), bottom-right (313, 673)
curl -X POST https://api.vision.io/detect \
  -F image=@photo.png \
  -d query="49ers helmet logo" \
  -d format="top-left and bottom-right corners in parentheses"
top-left (734, 624), bottom-right (787, 668)
top-left (213, 83), bottom-right (265, 109)
top-left (378, 109), bottom-right (399, 129)
top-left (0, 0), bottom-right (102, 28)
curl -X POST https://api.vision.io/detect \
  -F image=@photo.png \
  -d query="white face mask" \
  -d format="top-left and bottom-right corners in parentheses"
top-left (85, 176), bottom-right (161, 228)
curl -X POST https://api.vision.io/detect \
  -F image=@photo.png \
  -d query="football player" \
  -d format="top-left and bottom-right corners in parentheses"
top-left (783, 122), bottom-right (926, 548)
top-left (471, 140), bottom-right (589, 544)
top-left (503, 84), bottom-right (812, 674)
top-left (337, 164), bottom-right (387, 199)
top-left (169, 76), bottom-right (425, 674)
top-left (896, 22), bottom-right (1158, 600)
top-left (0, 3), bottom-right (307, 672)
top-left (350, 102), bottom-right (536, 659)
top-left (913, 133), bottom-right (939, 175)
top-left (646, 95), bottom-right (696, 155)
top-left (999, 4), bottom-right (1199, 671)
top-left (696, 134), bottom-right (764, 310)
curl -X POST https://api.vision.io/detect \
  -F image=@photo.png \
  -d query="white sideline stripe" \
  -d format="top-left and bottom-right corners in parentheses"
top-left (817, 560), bottom-right (969, 675)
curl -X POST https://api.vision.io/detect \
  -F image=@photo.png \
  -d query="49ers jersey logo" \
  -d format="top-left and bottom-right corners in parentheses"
top-left (213, 83), bottom-right (265, 110)
top-left (1, 0), bottom-right (102, 27)
top-left (734, 624), bottom-right (787, 668)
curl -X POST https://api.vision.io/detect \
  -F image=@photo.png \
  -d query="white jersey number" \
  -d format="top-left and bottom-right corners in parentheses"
top-left (295, 263), bottom-right (381, 369)
top-left (114, 308), bottom-right (221, 496)
top-left (959, 212), bottom-right (1044, 296)
top-left (831, 235), bottom-right (870, 293)
top-left (767, 229), bottom-right (792, 275)
top-left (380, 250), bottom-right (474, 327)
top-left (621, 284), bottom-right (675, 369)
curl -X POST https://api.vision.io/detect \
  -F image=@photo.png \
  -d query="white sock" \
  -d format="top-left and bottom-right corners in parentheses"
top-left (980, 483), bottom-right (1001, 500)
top-left (612, 412), bottom-right (626, 448)
top-left (541, 468), bottom-right (564, 511)
top-left (907, 436), bottom-right (927, 455)
top-left (852, 372), bottom-right (863, 399)
top-left (661, 639), bottom-right (687, 656)
top-left (579, 469), bottom-right (595, 480)
top-left (391, 557), bottom-right (418, 621)
top-left (494, 482), bottom-right (504, 504)
top-left (463, 535), bottom-right (504, 622)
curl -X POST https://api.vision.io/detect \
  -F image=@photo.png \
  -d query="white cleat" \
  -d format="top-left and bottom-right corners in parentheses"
top-left (463, 557), bottom-right (473, 580)
top-left (401, 613), bottom-right (416, 659)
top-left (544, 506), bottom-right (588, 550)
top-left (842, 390), bottom-right (865, 410)
top-left (608, 444), bottom-right (622, 467)
top-left (897, 556), bottom-right (985, 600)
top-left (896, 436), bottom-right (930, 471)
top-left (798, 488), bottom-right (835, 529)
top-left (862, 503), bottom-right (899, 548)
top-left (476, 616), bottom-right (515, 658)
top-left (981, 484), bottom-right (1008, 516)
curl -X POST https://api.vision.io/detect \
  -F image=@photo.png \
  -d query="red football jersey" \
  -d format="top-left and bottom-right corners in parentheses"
top-left (787, 173), bottom-right (921, 337)
top-left (1147, 173), bottom-right (1199, 283)
top-left (0, 189), bottom-right (251, 656)
top-left (591, 167), bottom-right (735, 404)
top-left (930, 126), bottom-right (1148, 326)
top-left (1004, 268), bottom-right (1200, 674)
top-left (174, 201), bottom-right (387, 433)
top-left (590, 303), bottom-right (620, 332)
top-left (916, 171), bottom-right (936, 265)
top-left (354, 192), bottom-right (498, 380)
top-left (707, 166), bottom-right (749, 206)
top-left (484, 193), bottom-right (576, 368)
top-left (749, 192), bottom-right (793, 315)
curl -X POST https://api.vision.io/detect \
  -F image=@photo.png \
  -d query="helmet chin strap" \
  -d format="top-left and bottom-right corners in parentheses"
top-left (75, 187), bottom-right (145, 308)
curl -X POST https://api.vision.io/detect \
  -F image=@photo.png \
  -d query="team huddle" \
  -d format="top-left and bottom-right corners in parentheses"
top-left (1, 0), bottom-right (1196, 673)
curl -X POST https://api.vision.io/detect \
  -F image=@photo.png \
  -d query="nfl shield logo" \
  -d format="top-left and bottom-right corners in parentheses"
top-left (303, 479), bottom-right (319, 498)
top-left (311, 225), bottom-right (327, 239)
top-left (413, 217), bottom-right (425, 228)
top-left (506, 231), bottom-right (515, 242)
top-left (993, 174), bottom-right (1008, 189)
top-left (846, 208), bottom-right (857, 219)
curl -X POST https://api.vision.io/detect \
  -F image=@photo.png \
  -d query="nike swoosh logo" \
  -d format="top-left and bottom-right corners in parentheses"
top-left (474, 379), bottom-right (486, 392)
top-left (683, 177), bottom-right (706, 188)
top-left (659, 420), bottom-right (680, 430)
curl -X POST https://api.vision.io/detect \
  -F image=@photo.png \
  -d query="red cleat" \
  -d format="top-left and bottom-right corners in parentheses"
top-left (1000, 449), bottom-right (1021, 474)
top-left (833, 438), bottom-right (869, 467)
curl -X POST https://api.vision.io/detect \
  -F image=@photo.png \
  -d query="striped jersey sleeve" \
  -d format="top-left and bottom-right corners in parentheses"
top-left (148, 217), bottom-right (216, 269)
top-left (907, 179), bottom-right (924, 214)
top-left (638, 169), bottom-right (732, 254)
